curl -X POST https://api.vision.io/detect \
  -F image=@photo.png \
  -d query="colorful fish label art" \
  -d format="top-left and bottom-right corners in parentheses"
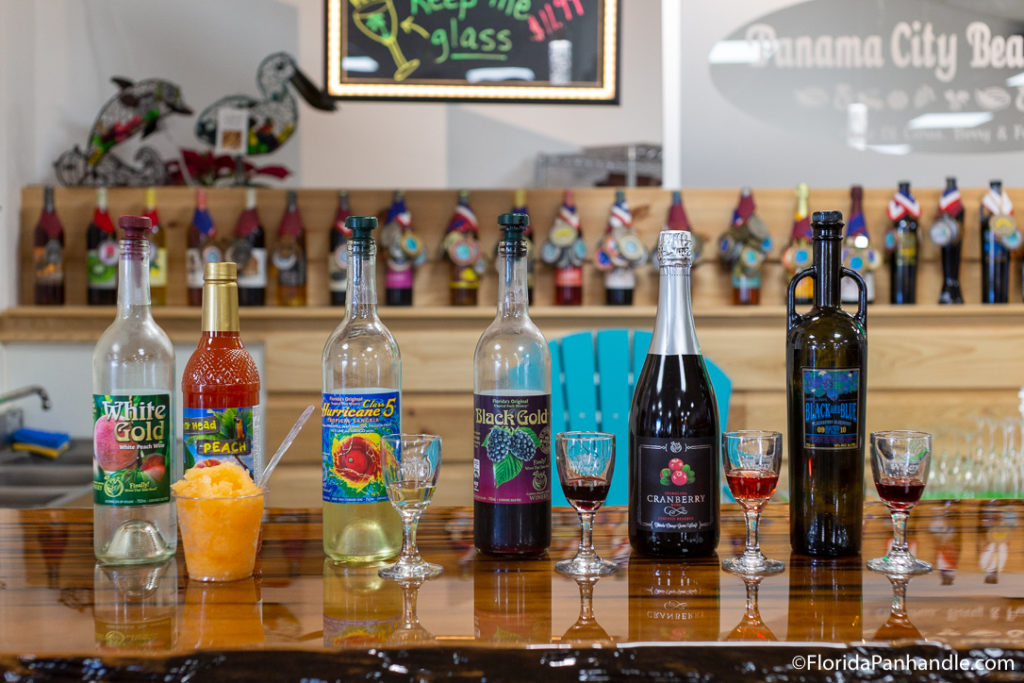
top-left (321, 391), bottom-right (400, 504)
top-left (183, 406), bottom-right (256, 474)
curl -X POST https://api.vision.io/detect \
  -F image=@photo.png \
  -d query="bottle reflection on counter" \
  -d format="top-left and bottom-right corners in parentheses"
top-left (473, 559), bottom-right (551, 643)
top-left (93, 560), bottom-right (177, 652)
top-left (627, 556), bottom-right (720, 642)
top-left (786, 555), bottom-right (862, 642)
top-left (323, 560), bottom-right (402, 648)
top-left (977, 500), bottom-right (1015, 585)
top-left (930, 499), bottom-right (961, 586)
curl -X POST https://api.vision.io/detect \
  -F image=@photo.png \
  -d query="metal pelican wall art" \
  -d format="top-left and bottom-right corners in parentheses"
top-left (54, 77), bottom-right (192, 186)
top-left (195, 52), bottom-right (336, 157)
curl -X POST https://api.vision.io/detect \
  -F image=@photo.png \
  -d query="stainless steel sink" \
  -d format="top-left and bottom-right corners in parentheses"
top-left (0, 439), bottom-right (94, 508)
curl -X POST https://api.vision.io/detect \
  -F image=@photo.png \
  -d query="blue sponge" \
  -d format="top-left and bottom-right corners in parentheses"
top-left (11, 428), bottom-right (71, 459)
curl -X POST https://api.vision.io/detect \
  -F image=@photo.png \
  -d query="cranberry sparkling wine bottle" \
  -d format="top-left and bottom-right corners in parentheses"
top-left (473, 213), bottom-right (551, 556)
top-left (628, 230), bottom-right (720, 558)
top-left (787, 211), bottom-right (867, 557)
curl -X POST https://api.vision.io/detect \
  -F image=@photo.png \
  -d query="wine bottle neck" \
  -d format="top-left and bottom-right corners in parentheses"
top-left (201, 280), bottom-right (240, 332)
top-left (346, 239), bottom-right (378, 318)
top-left (650, 264), bottom-right (699, 355)
top-left (117, 238), bottom-right (152, 319)
top-left (497, 240), bottom-right (529, 319)
top-left (814, 236), bottom-right (842, 309)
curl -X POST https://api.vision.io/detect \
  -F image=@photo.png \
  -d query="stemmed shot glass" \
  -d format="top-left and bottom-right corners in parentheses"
top-left (868, 430), bottom-right (932, 575)
top-left (555, 432), bottom-right (617, 577)
top-left (378, 434), bottom-right (443, 580)
top-left (722, 430), bottom-right (784, 575)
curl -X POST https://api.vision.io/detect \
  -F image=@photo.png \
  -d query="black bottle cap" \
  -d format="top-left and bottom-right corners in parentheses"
top-left (946, 176), bottom-right (957, 187)
top-left (898, 180), bottom-right (911, 193)
top-left (812, 210), bottom-right (845, 238)
top-left (345, 215), bottom-right (377, 240)
top-left (498, 212), bottom-right (529, 241)
top-left (990, 179), bottom-right (1003, 189)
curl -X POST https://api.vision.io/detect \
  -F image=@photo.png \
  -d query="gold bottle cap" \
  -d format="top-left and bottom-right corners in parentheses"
top-left (204, 261), bottom-right (237, 282)
top-left (202, 262), bottom-right (239, 332)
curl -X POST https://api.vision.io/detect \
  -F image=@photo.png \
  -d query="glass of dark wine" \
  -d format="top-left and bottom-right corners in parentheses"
top-left (379, 434), bottom-right (443, 581)
top-left (868, 430), bottom-right (933, 575)
top-left (721, 430), bottom-right (783, 575)
top-left (555, 432), bottom-right (617, 577)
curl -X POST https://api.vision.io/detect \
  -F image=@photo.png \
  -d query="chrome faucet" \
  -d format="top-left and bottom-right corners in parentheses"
top-left (0, 386), bottom-right (52, 411)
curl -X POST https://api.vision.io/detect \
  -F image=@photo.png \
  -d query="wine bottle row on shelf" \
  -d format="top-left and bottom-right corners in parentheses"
top-left (38, 181), bottom-right (1024, 310)
top-left (93, 201), bottom-right (874, 566)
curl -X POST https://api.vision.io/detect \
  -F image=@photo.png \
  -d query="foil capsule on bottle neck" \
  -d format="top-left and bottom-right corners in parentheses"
top-left (656, 230), bottom-right (694, 269)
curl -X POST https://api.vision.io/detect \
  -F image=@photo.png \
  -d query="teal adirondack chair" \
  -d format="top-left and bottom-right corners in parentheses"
top-left (549, 329), bottom-right (732, 507)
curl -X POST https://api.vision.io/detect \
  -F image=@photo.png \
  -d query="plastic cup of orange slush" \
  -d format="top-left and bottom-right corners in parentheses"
top-left (171, 462), bottom-right (265, 582)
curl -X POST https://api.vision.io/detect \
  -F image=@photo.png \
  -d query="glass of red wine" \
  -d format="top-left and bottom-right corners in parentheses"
top-left (555, 432), bottom-right (617, 577)
top-left (868, 430), bottom-right (933, 575)
top-left (721, 430), bottom-right (783, 575)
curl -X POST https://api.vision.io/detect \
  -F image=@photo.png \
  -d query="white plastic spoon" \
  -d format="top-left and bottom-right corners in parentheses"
top-left (257, 404), bottom-right (315, 490)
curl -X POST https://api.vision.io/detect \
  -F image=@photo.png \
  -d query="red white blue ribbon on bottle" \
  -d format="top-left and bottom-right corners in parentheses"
top-left (192, 206), bottom-right (215, 236)
top-left (731, 192), bottom-right (754, 228)
top-left (608, 199), bottom-right (633, 230)
top-left (447, 200), bottom-right (479, 236)
top-left (938, 187), bottom-right (963, 217)
top-left (386, 197), bottom-right (412, 229)
top-left (982, 188), bottom-right (1013, 217)
top-left (887, 189), bottom-right (921, 221)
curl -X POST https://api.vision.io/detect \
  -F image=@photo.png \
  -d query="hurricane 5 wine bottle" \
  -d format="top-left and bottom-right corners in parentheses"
top-left (322, 217), bottom-right (402, 562)
top-left (474, 213), bottom-right (551, 557)
top-left (628, 230), bottom-right (719, 558)
top-left (787, 211), bottom-right (867, 557)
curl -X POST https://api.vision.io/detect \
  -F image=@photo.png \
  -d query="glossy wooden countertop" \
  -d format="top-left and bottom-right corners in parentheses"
top-left (3, 501), bottom-right (1024, 680)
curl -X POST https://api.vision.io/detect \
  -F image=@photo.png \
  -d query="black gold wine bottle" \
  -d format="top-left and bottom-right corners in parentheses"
top-left (628, 229), bottom-right (719, 558)
top-left (886, 181), bottom-right (920, 305)
top-left (787, 211), bottom-right (867, 557)
top-left (473, 213), bottom-right (551, 557)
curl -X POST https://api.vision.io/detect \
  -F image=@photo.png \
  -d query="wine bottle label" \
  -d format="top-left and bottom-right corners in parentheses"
top-left (186, 246), bottom-right (223, 288)
top-left (802, 368), bottom-right (860, 449)
top-left (635, 435), bottom-right (715, 534)
top-left (555, 265), bottom-right (583, 287)
top-left (473, 394), bottom-right (551, 505)
top-left (321, 391), bottom-right (398, 504)
top-left (329, 246), bottom-right (348, 292)
top-left (183, 406), bottom-right (256, 476)
top-left (235, 247), bottom-right (268, 288)
top-left (92, 394), bottom-right (171, 506)
top-left (149, 246), bottom-right (168, 287)
top-left (87, 237), bottom-right (119, 289)
top-left (892, 232), bottom-right (918, 266)
top-left (34, 241), bottom-right (64, 284)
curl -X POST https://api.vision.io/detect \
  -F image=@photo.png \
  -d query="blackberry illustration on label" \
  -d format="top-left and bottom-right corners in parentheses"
top-left (93, 394), bottom-right (171, 505)
top-left (322, 391), bottom-right (398, 504)
top-left (473, 394), bottom-right (550, 504)
top-left (183, 406), bottom-right (255, 474)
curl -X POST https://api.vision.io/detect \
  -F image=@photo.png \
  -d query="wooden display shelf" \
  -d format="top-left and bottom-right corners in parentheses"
top-left (11, 186), bottom-right (1024, 490)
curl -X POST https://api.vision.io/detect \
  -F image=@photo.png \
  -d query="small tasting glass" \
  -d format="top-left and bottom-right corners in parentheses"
top-left (555, 431), bottom-right (617, 577)
top-left (868, 430), bottom-right (933, 576)
top-left (379, 433), bottom-right (443, 581)
top-left (721, 430), bottom-right (784, 575)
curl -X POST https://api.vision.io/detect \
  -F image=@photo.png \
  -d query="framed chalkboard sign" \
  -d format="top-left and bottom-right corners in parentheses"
top-left (324, 0), bottom-right (619, 103)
